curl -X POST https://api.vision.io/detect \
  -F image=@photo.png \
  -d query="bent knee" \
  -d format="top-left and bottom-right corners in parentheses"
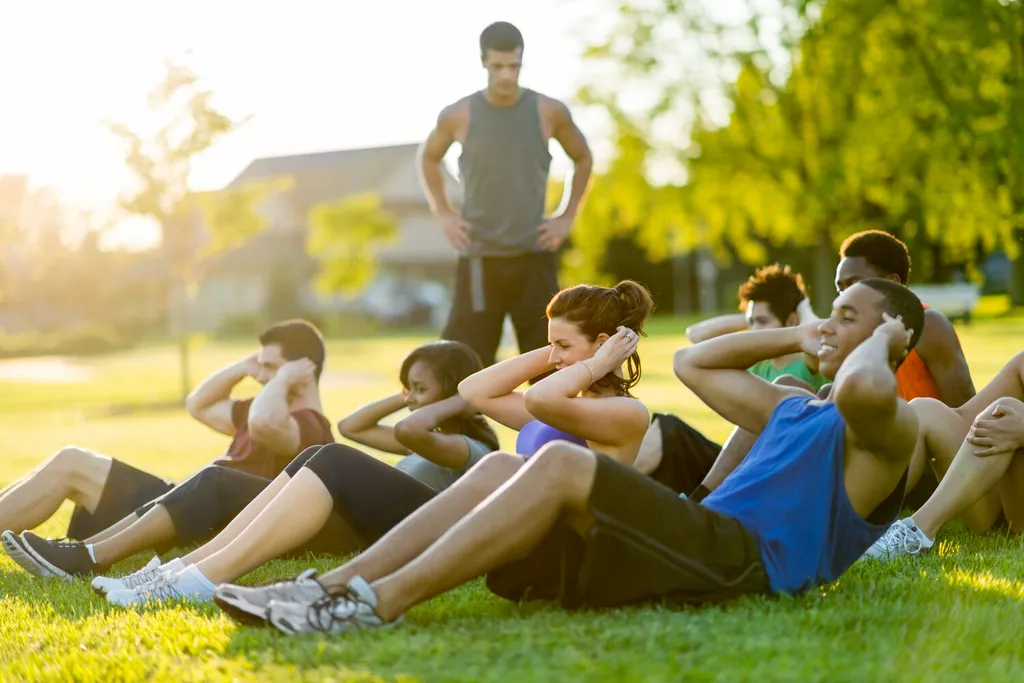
top-left (47, 446), bottom-right (102, 476)
top-left (476, 451), bottom-right (525, 476)
top-left (530, 441), bottom-right (596, 477)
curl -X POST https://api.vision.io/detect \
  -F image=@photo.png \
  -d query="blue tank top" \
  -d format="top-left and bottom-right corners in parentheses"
top-left (703, 397), bottom-right (904, 594)
top-left (515, 420), bottom-right (586, 458)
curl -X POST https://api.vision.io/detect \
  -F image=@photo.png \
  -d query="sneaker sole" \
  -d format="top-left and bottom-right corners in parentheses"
top-left (1, 531), bottom-right (59, 579)
top-left (213, 592), bottom-right (272, 627)
top-left (13, 533), bottom-right (74, 581)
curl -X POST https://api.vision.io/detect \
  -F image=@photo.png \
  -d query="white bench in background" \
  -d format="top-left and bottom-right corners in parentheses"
top-left (910, 283), bottom-right (980, 323)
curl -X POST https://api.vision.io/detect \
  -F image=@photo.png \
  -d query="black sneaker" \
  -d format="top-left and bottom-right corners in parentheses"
top-left (18, 531), bottom-right (102, 580)
top-left (1, 530), bottom-right (55, 578)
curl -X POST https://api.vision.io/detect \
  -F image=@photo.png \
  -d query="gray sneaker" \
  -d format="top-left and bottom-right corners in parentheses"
top-left (267, 575), bottom-right (400, 635)
top-left (214, 568), bottom-right (327, 625)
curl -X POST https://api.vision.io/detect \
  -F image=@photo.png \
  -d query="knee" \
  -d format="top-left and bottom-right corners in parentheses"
top-left (46, 446), bottom-right (91, 478)
top-left (529, 441), bottom-right (595, 481)
top-left (476, 451), bottom-right (525, 477)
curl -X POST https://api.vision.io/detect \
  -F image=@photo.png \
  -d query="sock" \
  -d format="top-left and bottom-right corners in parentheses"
top-left (174, 564), bottom-right (217, 599)
top-left (85, 544), bottom-right (97, 564)
top-left (905, 519), bottom-right (935, 548)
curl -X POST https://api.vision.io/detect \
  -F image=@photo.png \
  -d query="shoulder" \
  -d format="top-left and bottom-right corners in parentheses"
top-left (915, 308), bottom-right (960, 354)
top-left (437, 97), bottom-right (472, 127)
top-left (536, 92), bottom-right (572, 120)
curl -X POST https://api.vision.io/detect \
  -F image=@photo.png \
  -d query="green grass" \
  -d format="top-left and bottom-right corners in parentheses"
top-left (4, 311), bottom-right (1024, 681)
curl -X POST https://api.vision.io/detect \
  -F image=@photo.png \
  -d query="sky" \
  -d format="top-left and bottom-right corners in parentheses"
top-left (0, 0), bottom-right (613, 248)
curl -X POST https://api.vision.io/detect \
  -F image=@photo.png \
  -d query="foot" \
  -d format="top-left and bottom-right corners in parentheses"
top-left (267, 576), bottom-right (400, 635)
top-left (92, 557), bottom-right (184, 596)
top-left (2, 531), bottom-right (99, 580)
top-left (214, 568), bottom-right (328, 626)
top-left (860, 518), bottom-right (934, 562)
top-left (106, 565), bottom-right (216, 606)
top-left (2, 530), bottom-right (55, 578)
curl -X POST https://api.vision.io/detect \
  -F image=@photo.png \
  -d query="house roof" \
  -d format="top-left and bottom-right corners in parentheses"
top-left (227, 143), bottom-right (461, 214)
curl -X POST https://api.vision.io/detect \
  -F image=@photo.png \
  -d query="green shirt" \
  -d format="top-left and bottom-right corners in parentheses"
top-left (748, 357), bottom-right (828, 391)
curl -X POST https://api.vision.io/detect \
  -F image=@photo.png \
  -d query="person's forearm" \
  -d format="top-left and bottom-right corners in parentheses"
top-left (247, 375), bottom-right (293, 432)
top-left (395, 395), bottom-right (467, 434)
top-left (560, 155), bottom-right (593, 217)
top-left (460, 347), bottom-right (554, 401)
top-left (419, 157), bottom-right (454, 215)
top-left (679, 326), bottom-right (803, 371)
top-left (185, 361), bottom-right (248, 412)
top-left (338, 394), bottom-right (408, 437)
top-left (685, 314), bottom-right (748, 344)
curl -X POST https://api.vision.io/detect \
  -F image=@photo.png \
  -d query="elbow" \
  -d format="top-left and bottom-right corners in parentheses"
top-left (684, 326), bottom-right (707, 345)
top-left (393, 417), bottom-right (427, 452)
top-left (336, 418), bottom-right (359, 441)
top-left (835, 372), bottom-right (897, 417)
top-left (184, 393), bottom-right (202, 420)
top-left (673, 347), bottom-right (697, 384)
top-left (458, 379), bottom-right (484, 410)
top-left (523, 386), bottom-right (555, 419)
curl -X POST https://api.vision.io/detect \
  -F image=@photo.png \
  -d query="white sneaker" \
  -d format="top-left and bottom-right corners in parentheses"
top-left (106, 565), bottom-right (215, 606)
top-left (214, 568), bottom-right (328, 625)
top-left (860, 518), bottom-right (933, 561)
top-left (92, 557), bottom-right (184, 596)
top-left (267, 575), bottom-right (401, 635)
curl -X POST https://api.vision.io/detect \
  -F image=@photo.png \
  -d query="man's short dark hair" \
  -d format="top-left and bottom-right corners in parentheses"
top-left (480, 22), bottom-right (524, 57)
top-left (737, 263), bottom-right (808, 324)
top-left (858, 278), bottom-right (925, 354)
top-left (839, 230), bottom-right (912, 285)
top-left (258, 319), bottom-right (326, 380)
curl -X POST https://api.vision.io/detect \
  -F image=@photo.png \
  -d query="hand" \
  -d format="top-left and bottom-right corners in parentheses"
top-left (797, 321), bottom-right (823, 357)
top-left (589, 327), bottom-right (640, 376)
top-left (536, 214), bottom-right (574, 251)
top-left (277, 358), bottom-right (317, 388)
top-left (968, 401), bottom-right (1024, 456)
top-left (239, 354), bottom-right (262, 380)
top-left (439, 211), bottom-right (471, 252)
top-left (874, 313), bottom-right (913, 365)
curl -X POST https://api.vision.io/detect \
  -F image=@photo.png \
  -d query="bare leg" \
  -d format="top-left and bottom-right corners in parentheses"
top-left (193, 469), bottom-right (335, 584)
top-left (83, 514), bottom-right (139, 545)
top-left (317, 452), bottom-right (524, 593)
top-left (179, 473), bottom-right (291, 566)
top-left (370, 444), bottom-right (597, 622)
top-left (912, 400), bottom-right (1020, 538)
top-left (0, 447), bottom-right (112, 533)
top-left (90, 507), bottom-right (177, 566)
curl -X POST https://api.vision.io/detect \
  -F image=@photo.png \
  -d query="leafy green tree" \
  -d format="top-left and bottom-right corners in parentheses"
top-left (306, 192), bottom-right (398, 296)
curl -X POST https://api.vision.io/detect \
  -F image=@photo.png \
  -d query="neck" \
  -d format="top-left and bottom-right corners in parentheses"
top-left (484, 86), bottom-right (521, 106)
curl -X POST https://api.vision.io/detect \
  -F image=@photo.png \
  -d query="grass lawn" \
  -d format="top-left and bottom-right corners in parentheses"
top-left (4, 311), bottom-right (1024, 681)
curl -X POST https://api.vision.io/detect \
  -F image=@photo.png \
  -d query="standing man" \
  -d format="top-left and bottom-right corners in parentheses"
top-left (419, 21), bottom-right (593, 367)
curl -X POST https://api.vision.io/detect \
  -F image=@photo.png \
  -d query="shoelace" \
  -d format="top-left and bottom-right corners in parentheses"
top-left (38, 537), bottom-right (80, 551)
top-left (124, 566), bottom-right (162, 589)
top-left (304, 586), bottom-right (365, 633)
top-left (882, 524), bottom-right (920, 556)
top-left (138, 572), bottom-right (182, 601)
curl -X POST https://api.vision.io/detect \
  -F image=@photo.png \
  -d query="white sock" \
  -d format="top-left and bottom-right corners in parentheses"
top-left (174, 564), bottom-right (217, 599)
top-left (905, 518), bottom-right (935, 548)
top-left (85, 544), bottom-right (97, 563)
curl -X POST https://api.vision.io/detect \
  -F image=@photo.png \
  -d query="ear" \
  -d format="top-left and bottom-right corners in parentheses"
top-left (595, 332), bottom-right (610, 346)
top-left (785, 312), bottom-right (799, 327)
top-left (887, 274), bottom-right (902, 284)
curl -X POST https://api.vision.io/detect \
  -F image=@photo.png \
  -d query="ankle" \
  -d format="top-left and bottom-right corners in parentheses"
top-left (369, 579), bottom-right (406, 623)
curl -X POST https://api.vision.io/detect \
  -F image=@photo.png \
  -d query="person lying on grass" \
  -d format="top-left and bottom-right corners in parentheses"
top-left (76, 280), bottom-right (655, 609)
top-left (861, 349), bottom-right (1024, 560)
top-left (5, 340), bottom-right (500, 597)
top-left (0, 319), bottom-right (334, 576)
top-left (688, 231), bottom-right (976, 507)
top-left (227, 279), bottom-right (922, 636)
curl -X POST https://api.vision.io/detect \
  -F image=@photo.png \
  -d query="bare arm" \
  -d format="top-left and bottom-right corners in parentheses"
top-left (418, 106), bottom-right (459, 216)
top-left (673, 324), bottom-right (816, 433)
top-left (184, 357), bottom-right (252, 436)
top-left (685, 313), bottom-right (748, 344)
top-left (550, 101), bottom-right (592, 218)
top-left (393, 395), bottom-right (476, 469)
top-left (915, 309), bottom-right (975, 408)
top-left (833, 321), bottom-right (919, 461)
top-left (524, 329), bottom-right (649, 450)
top-left (459, 347), bottom-right (554, 430)
top-left (337, 393), bottom-right (411, 456)
top-left (248, 359), bottom-right (317, 457)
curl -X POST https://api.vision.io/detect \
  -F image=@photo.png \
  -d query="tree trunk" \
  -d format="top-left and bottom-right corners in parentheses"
top-left (168, 275), bottom-right (192, 402)
top-left (809, 236), bottom-right (836, 315)
top-left (1009, 229), bottom-right (1024, 307)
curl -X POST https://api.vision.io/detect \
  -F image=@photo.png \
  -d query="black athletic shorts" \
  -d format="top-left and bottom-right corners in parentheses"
top-left (487, 453), bottom-right (770, 608)
top-left (67, 459), bottom-right (174, 541)
top-left (649, 413), bottom-right (720, 495)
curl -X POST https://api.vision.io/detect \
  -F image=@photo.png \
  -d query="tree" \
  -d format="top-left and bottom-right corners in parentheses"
top-left (306, 192), bottom-right (399, 297)
top-left (107, 57), bottom-right (276, 399)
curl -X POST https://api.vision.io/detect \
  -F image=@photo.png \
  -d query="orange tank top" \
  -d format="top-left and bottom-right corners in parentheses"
top-left (895, 304), bottom-right (943, 401)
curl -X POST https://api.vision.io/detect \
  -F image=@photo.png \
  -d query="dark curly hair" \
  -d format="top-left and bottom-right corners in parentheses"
top-left (839, 230), bottom-right (912, 285)
top-left (737, 264), bottom-right (808, 325)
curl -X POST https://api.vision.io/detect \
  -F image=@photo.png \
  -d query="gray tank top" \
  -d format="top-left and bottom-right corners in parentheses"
top-left (458, 88), bottom-right (552, 257)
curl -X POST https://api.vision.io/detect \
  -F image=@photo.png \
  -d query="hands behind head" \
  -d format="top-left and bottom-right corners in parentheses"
top-left (590, 326), bottom-right (640, 375)
top-left (968, 400), bottom-right (1024, 457)
top-left (874, 313), bottom-right (913, 365)
top-left (797, 320), bottom-right (824, 358)
top-left (278, 358), bottom-right (317, 388)
top-left (240, 354), bottom-right (262, 380)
